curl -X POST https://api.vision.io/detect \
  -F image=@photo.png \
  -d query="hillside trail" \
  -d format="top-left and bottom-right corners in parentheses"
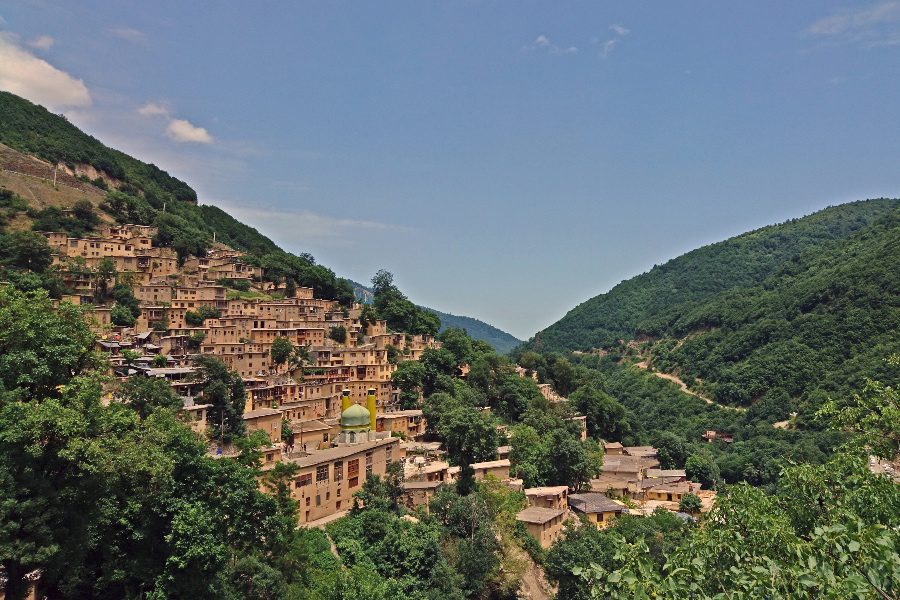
top-left (518, 554), bottom-right (554, 600)
top-left (633, 361), bottom-right (745, 412)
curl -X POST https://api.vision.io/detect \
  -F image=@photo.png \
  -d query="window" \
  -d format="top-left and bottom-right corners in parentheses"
top-left (265, 452), bottom-right (273, 462)
top-left (349, 476), bottom-right (359, 488)
top-left (334, 461), bottom-right (343, 481)
top-left (305, 497), bottom-right (311, 506)
top-left (365, 451), bottom-right (373, 466)
top-left (315, 495), bottom-right (321, 506)
top-left (316, 464), bottom-right (329, 482)
top-left (348, 459), bottom-right (360, 478)
top-left (295, 473), bottom-right (312, 488)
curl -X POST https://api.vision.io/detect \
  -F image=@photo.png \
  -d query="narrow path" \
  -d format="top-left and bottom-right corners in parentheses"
top-left (633, 361), bottom-right (745, 412)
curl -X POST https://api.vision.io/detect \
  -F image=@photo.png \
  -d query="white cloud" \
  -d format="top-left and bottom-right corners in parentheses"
top-left (166, 118), bottom-right (213, 144)
top-left (27, 35), bottom-right (55, 50)
top-left (528, 34), bottom-right (578, 55)
top-left (109, 26), bottom-right (146, 43)
top-left (0, 32), bottom-right (91, 109)
top-left (137, 101), bottom-right (214, 144)
top-left (806, 1), bottom-right (900, 46)
top-left (137, 101), bottom-right (169, 116)
top-left (596, 23), bottom-right (630, 58)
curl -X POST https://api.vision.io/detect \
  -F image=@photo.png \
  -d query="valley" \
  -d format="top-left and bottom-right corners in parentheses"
top-left (0, 88), bottom-right (897, 600)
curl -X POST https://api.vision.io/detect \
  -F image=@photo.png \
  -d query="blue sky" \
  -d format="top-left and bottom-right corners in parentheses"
top-left (1, 1), bottom-right (899, 339)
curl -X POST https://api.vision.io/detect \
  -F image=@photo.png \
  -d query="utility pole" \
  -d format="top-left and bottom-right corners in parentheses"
top-left (52, 164), bottom-right (57, 186)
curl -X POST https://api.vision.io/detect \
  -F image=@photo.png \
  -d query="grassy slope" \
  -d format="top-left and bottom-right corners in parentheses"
top-left (0, 92), bottom-right (196, 204)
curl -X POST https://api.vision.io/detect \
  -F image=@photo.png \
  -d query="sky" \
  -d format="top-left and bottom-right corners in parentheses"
top-left (1, 1), bottom-right (899, 339)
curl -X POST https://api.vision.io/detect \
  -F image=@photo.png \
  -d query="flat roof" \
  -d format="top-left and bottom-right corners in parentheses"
top-left (516, 506), bottom-right (566, 524)
top-left (525, 486), bottom-right (569, 496)
top-left (471, 459), bottom-right (511, 469)
top-left (291, 419), bottom-right (331, 433)
top-left (569, 492), bottom-right (626, 515)
top-left (401, 480), bottom-right (444, 490)
top-left (286, 437), bottom-right (397, 468)
top-left (377, 409), bottom-right (423, 418)
top-left (243, 408), bottom-right (282, 419)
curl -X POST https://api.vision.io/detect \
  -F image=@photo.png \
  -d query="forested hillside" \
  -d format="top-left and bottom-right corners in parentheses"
top-left (648, 208), bottom-right (900, 410)
top-left (0, 91), bottom-right (196, 204)
top-left (524, 199), bottom-right (899, 353)
top-left (351, 280), bottom-right (522, 353)
top-left (521, 199), bottom-right (900, 415)
top-left (423, 307), bottom-right (522, 354)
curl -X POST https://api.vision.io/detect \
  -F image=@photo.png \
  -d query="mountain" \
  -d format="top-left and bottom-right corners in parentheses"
top-left (525, 199), bottom-right (899, 353)
top-left (421, 307), bottom-right (522, 354)
top-left (349, 280), bottom-right (522, 353)
top-left (0, 91), bottom-right (196, 204)
top-left (523, 199), bottom-right (900, 411)
top-left (0, 91), bottom-right (520, 349)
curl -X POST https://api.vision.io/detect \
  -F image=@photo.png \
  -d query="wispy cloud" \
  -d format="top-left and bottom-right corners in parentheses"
top-left (137, 101), bottom-right (169, 116)
top-left (27, 35), bottom-right (55, 50)
top-left (218, 204), bottom-right (413, 249)
top-left (806, 1), bottom-right (900, 47)
top-left (0, 32), bottom-right (91, 109)
top-left (595, 24), bottom-right (630, 58)
top-left (137, 101), bottom-right (214, 144)
top-left (109, 26), bottom-right (146, 43)
top-left (528, 35), bottom-right (578, 56)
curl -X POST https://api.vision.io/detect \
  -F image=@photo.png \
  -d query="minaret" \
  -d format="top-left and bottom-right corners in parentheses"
top-left (366, 387), bottom-right (377, 431)
top-left (341, 388), bottom-right (351, 413)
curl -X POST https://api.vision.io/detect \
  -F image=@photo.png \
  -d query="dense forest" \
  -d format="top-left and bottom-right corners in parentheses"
top-left (524, 198), bottom-right (899, 353)
top-left (520, 199), bottom-right (900, 419)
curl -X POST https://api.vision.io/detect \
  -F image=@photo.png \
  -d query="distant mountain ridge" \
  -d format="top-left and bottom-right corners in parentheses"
top-left (349, 280), bottom-right (522, 354)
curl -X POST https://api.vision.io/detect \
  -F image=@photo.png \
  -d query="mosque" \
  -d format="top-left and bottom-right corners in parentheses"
top-left (287, 387), bottom-right (403, 524)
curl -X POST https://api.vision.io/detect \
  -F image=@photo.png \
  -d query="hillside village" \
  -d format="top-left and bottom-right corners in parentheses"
top-left (36, 219), bottom-right (716, 535)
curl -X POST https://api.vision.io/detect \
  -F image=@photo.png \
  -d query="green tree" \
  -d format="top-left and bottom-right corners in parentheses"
top-left (570, 385), bottom-right (631, 441)
top-left (684, 451), bottom-right (722, 490)
top-left (817, 355), bottom-right (899, 460)
top-left (678, 493), bottom-right (701, 514)
top-left (289, 344), bottom-right (312, 380)
top-left (111, 303), bottom-right (136, 327)
top-left (0, 231), bottom-right (53, 273)
top-left (392, 360), bottom-right (426, 408)
top-left (194, 355), bottom-right (246, 442)
top-left (328, 325), bottom-right (347, 344)
top-left (0, 287), bottom-right (98, 400)
top-left (119, 375), bottom-right (183, 419)
top-left (270, 337), bottom-right (293, 372)
top-left (92, 257), bottom-right (116, 301)
top-left (439, 405), bottom-right (499, 494)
